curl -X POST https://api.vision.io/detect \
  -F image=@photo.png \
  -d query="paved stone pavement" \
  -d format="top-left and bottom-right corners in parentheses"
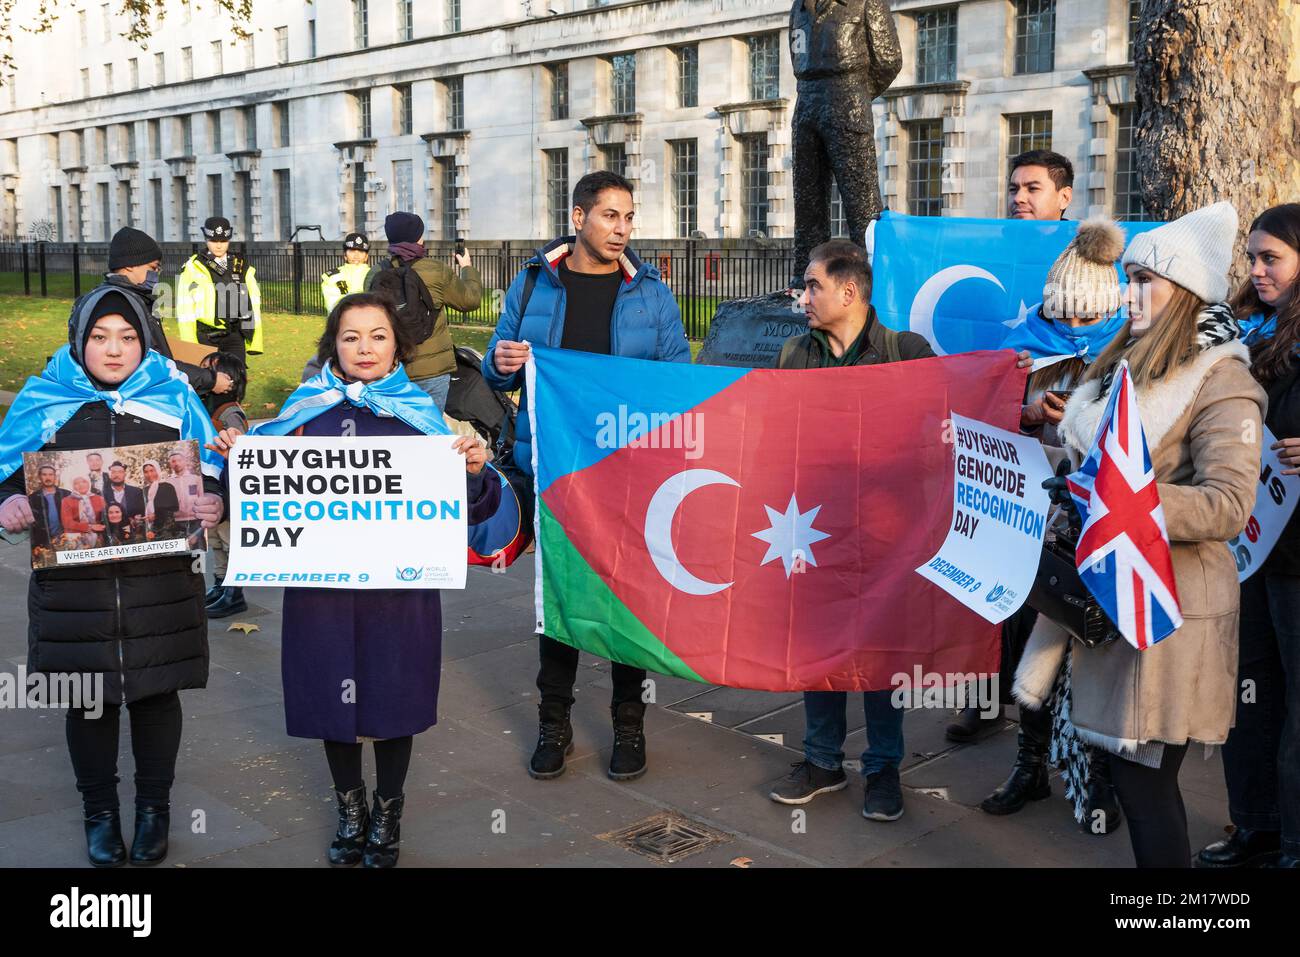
top-left (0, 543), bottom-right (1233, 868)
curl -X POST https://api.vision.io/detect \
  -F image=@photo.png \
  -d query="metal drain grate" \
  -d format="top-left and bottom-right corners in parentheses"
top-left (599, 812), bottom-right (729, 864)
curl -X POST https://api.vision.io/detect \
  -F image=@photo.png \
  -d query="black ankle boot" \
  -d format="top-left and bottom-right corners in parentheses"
top-left (204, 583), bottom-right (224, 606)
top-left (84, 809), bottom-right (127, 868)
top-left (328, 785), bottom-right (369, 867)
top-left (528, 701), bottom-right (574, 780)
top-left (128, 803), bottom-right (169, 865)
top-left (608, 701), bottom-right (647, 781)
top-left (1080, 748), bottom-right (1122, 835)
top-left (944, 705), bottom-right (1001, 743)
top-left (362, 793), bottom-right (404, 868)
top-left (207, 587), bottom-right (248, 620)
top-left (1197, 826), bottom-right (1282, 867)
top-left (980, 706), bottom-right (1051, 815)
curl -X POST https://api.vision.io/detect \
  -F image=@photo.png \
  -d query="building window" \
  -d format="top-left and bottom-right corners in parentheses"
top-left (670, 139), bottom-right (698, 238)
top-left (235, 170), bottom-right (253, 238)
top-left (274, 102), bottom-right (290, 147)
top-left (355, 91), bottom-right (372, 138)
top-left (147, 118), bottom-right (160, 158)
top-left (209, 111), bottom-right (223, 153)
top-left (1006, 110), bottom-right (1052, 172)
top-left (830, 182), bottom-right (849, 238)
top-left (124, 122), bottom-right (136, 161)
top-left (243, 106), bottom-right (257, 149)
top-left (446, 0), bottom-right (461, 33)
top-left (601, 143), bottom-right (627, 178)
top-left (97, 126), bottom-right (109, 164)
top-left (103, 63), bottom-right (114, 95)
top-left (545, 148), bottom-right (569, 238)
top-left (549, 63), bottom-right (569, 121)
top-left (906, 119), bottom-right (944, 216)
top-left (174, 175), bottom-right (190, 238)
top-left (439, 158), bottom-right (457, 239)
top-left (393, 158), bottom-right (414, 214)
top-left (444, 77), bottom-right (464, 130)
top-left (181, 114), bottom-right (194, 156)
top-left (154, 51), bottom-right (164, 85)
top-left (275, 26), bottom-right (289, 64)
top-left (243, 36), bottom-right (254, 69)
top-left (275, 169), bottom-right (292, 239)
top-left (208, 173), bottom-right (223, 218)
top-left (151, 179), bottom-right (164, 239)
top-left (740, 135), bottom-right (770, 236)
top-left (129, 58), bottom-right (140, 89)
top-left (78, 9), bottom-right (87, 45)
top-left (120, 180), bottom-right (134, 227)
top-left (353, 0), bottom-right (369, 49)
top-left (1127, 0), bottom-right (1141, 63)
top-left (677, 45), bottom-right (698, 109)
top-left (308, 20), bottom-right (317, 58)
top-left (80, 68), bottom-right (90, 99)
top-left (915, 7), bottom-right (957, 84)
top-left (98, 182), bottom-right (111, 238)
top-left (611, 53), bottom-right (636, 115)
top-left (52, 185), bottom-right (64, 240)
top-left (748, 33), bottom-right (780, 100)
top-left (211, 40), bottom-right (223, 74)
top-left (1014, 0), bottom-right (1056, 75)
top-left (1113, 104), bottom-right (1142, 220)
top-left (396, 85), bottom-right (413, 135)
top-left (397, 0), bottom-right (414, 42)
top-left (351, 162), bottom-right (366, 232)
top-left (181, 47), bottom-right (193, 81)
top-left (70, 184), bottom-right (83, 240)
top-left (101, 3), bottom-right (111, 42)
top-left (75, 130), bottom-right (86, 166)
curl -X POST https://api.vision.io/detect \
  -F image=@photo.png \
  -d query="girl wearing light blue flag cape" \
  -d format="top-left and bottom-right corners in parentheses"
top-left (216, 292), bottom-right (508, 869)
top-left (0, 288), bottom-right (227, 870)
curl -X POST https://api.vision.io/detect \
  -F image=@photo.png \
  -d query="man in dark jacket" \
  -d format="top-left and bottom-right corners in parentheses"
top-left (102, 461), bottom-right (146, 522)
top-left (484, 170), bottom-right (690, 784)
top-left (28, 465), bottom-right (70, 550)
top-left (89, 227), bottom-right (232, 398)
top-left (768, 240), bottom-right (932, 823)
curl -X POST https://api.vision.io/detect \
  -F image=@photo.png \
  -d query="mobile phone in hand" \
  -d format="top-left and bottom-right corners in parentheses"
top-left (455, 241), bottom-right (466, 257)
top-left (1048, 389), bottom-right (1074, 402)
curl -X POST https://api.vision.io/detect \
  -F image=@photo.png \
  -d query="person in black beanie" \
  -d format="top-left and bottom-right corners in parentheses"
top-left (94, 227), bottom-right (232, 398)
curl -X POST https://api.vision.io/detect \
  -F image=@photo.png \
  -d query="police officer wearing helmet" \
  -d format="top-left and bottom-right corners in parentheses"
top-left (176, 216), bottom-right (265, 362)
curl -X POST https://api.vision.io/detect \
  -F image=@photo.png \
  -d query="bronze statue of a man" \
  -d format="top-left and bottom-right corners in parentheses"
top-left (789, 0), bottom-right (902, 285)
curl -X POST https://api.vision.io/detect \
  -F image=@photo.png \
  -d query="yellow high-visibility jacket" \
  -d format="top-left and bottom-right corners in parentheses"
top-left (320, 261), bottom-right (373, 313)
top-left (176, 254), bottom-right (264, 355)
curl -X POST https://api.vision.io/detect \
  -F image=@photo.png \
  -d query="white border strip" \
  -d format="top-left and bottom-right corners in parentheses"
top-left (524, 345), bottom-right (544, 636)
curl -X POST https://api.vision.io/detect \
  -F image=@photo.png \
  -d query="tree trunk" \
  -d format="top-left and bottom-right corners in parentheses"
top-left (1135, 0), bottom-right (1300, 288)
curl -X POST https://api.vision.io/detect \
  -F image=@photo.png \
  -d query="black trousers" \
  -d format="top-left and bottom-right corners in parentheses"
top-left (1109, 743), bottom-right (1191, 868)
top-left (537, 635), bottom-right (645, 717)
top-left (323, 737), bottom-right (414, 799)
top-left (65, 692), bottom-right (182, 815)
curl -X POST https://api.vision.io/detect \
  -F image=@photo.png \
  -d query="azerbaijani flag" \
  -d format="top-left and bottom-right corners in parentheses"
top-left (526, 345), bottom-right (1026, 692)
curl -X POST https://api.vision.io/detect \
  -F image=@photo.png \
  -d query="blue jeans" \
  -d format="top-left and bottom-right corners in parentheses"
top-left (1222, 572), bottom-right (1300, 857)
top-left (803, 690), bottom-right (904, 777)
top-left (412, 373), bottom-right (451, 412)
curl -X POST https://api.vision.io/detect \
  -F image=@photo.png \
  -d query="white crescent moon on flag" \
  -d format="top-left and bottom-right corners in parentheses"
top-left (644, 469), bottom-right (739, 596)
top-left (908, 265), bottom-right (1007, 357)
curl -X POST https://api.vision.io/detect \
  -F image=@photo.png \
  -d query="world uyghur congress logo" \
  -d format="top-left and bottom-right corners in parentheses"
top-left (396, 567), bottom-right (422, 582)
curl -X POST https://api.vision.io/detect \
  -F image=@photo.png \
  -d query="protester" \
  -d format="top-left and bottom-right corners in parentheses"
top-left (1007, 149), bottom-right (1073, 221)
top-left (96, 226), bottom-right (231, 397)
top-left (765, 240), bottom-right (933, 821)
top-left (947, 149), bottom-right (1076, 744)
top-left (60, 475), bottom-right (107, 548)
top-left (373, 211), bottom-right (481, 411)
top-left (1014, 201), bottom-right (1265, 867)
top-left (321, 232), bottom-right (374, 312)
top-left (213, 292), bottom-right (512, 868)
top-left (0, 290), bottom-right (225, 868)
top-left (1199, 203), bottom-right (1300, 869)
top-left (983, 219), bottom-right (1129, 832)
top-left (482, 170), bottom-right (690, 783)
top-left (177, 216), bottom-right (264, 370)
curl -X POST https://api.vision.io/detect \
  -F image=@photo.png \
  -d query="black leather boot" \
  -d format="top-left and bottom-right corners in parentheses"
top-left (1196, 826), bottom-right (1282, 867)
top-left (328, 785), bottom-right (369, 867)
top-left (203, 583), bottom-right (224, 606)
top-left (1080, 748), bottom-right (1122, 835)
top-left (945, 705), bottom-right (1001, 743)
top-left (84, 809), bottom-right (127, 868)
top-left (528, 701), bottom-right (574, 780)
top-left (608, 701), bottom-right (647, 781)
top-left (980, 704), bottom-right (1051, 815)
top-left (128, 803), bottom-right (169, 865)
top-left (206, 587), bottom-right (248, 620)
top-left (362, 793), bottom-right (404, 868)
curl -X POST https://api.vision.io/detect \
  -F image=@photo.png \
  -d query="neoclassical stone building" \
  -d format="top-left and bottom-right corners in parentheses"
top-left (0, 0), bottom-right (1162, 244)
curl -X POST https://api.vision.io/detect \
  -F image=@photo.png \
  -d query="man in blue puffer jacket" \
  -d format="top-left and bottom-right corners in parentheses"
top-left (482, 170), bottom-right (689, 785)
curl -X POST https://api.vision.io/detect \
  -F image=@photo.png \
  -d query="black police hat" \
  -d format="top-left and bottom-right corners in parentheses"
top-left (201, 216), bottom-right (233, 240)
top-left (343, 232), bottom-right (370, 253)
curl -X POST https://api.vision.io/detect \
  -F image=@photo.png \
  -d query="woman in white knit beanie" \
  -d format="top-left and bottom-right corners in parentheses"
top-left (1014, 201), bottom-right (1267, 868)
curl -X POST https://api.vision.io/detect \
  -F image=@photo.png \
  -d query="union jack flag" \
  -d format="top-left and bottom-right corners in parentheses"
top-left (1068, 360), bottom-right (1183, 650)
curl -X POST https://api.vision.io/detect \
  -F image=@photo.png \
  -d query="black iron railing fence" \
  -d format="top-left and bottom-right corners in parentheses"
top-left (0, 239), bottom-right (797, 340)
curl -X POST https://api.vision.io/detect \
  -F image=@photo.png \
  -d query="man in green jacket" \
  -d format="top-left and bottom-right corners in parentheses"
top-left (377, 211), bottom-right (482, 410)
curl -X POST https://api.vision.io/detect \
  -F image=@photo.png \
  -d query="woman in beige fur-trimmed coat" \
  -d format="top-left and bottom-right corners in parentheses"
top-left (1015, 202), bottom-right (1267, 868)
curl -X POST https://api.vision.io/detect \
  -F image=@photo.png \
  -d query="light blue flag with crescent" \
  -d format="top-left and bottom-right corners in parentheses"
top-left (866, 211), bottom-right (1163, 357)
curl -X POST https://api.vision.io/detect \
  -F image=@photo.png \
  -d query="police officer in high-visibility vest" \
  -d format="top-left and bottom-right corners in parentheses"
top-left (320, 232), bottom-right (373, 312)
top-left (177, 216), bottom-right (264, 364)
